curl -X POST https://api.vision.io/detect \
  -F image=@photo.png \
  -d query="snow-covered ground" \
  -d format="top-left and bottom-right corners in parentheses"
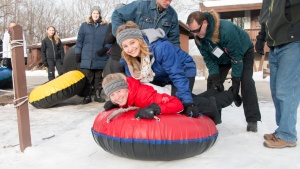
top-left (0, 71), bottom-right (299, 169)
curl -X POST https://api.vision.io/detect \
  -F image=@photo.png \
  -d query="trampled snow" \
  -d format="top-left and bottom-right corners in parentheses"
top-left (1, 70), bottom-right (299, 169)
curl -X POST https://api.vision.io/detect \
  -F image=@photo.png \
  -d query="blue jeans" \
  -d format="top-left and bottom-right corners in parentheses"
top-left (269, 41), bottom-right (300, 142)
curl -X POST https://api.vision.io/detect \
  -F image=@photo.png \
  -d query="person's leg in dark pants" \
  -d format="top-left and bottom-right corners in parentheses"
top-left (93, 69), bottom-right (105, 103)
top-left (206, 65), bottom-right (231, 122)
top-left (2, 58), bottom-right (13, 70)
top-left (193, 89), bottom-right (234, 124)
top-left (193, 94), bottom-right (220, 125)
top-left (218, 64), bottom-right (231, 86)
top-left (79, 69), bottom-right (93, 104)
top-left (47, 60), bottom-right (55, 81)
top-left (171, 76), bottom-right (195, 96)
top-left (111, 58), bottom-right (125, 74)
top-left (206, 64), bottom-right (230, 90)
top-left (241, 47), bottom-right (261, 132)
top-left (55, 59), bottom-right (64, 76)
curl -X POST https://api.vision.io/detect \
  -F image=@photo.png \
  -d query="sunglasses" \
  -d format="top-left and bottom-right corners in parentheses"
top-left (189, 23), bottom-right (203, 34)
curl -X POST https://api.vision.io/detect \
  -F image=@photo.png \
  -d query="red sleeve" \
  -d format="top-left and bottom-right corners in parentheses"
top-left (153, 93), bottom-right (184, 114)
top-left (127, 78), bottom-right (183, 114)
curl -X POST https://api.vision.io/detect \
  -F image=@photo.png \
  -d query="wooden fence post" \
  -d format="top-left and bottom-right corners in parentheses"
top-left (10, 25), bottom-right (32, 152)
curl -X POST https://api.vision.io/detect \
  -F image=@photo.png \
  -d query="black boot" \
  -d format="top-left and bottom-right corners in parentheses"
top-left (81, 96), bottom-right (92, 104)
top-left (208, 96), bottom-right (222, 125)
top-left (193, 94), bottom-right (221, 125)
top-left (247, 122), bottom-right (258, 132)
top-left (94, 88), bottom-right (106, 103)
top-left (213, 90), bottom-right (234, 108)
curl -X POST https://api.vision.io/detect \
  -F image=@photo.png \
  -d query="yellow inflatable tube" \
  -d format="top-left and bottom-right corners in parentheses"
top-left (29, 70), bottom-right (86, 108)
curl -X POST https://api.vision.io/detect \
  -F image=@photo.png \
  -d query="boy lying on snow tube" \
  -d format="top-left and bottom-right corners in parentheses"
top-left (102, 73), bottom-right (234, 124)
top-left (91, 73), bottom-right (234, 160)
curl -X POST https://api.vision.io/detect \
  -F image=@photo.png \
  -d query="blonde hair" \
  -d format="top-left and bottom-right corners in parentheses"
top-left (46, 26), bottom-right (60, 44)
top-left (116, 21), bottom-right (151, 68)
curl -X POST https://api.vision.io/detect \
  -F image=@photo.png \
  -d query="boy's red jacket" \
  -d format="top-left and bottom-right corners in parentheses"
top-left (123, 77), bottom-right (183, 114)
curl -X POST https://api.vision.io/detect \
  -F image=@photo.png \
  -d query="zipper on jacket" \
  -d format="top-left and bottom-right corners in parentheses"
top-left (51, 39), bottom-right (56, 61)
top-left (267, 0), bottom-right (276, 46)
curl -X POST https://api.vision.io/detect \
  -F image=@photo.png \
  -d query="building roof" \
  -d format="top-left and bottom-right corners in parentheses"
top-left (200, 0), bottom-right (262, 12)
top-left (179, 20), bottom-right (194, 39)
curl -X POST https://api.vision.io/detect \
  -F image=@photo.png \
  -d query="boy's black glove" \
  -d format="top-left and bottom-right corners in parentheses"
top-left (134, 103), bottom-right (161, 119)
top-left (97, 47), bottom-right (109, 57)
top-left (103, 100), bottom-right (119, 111)
top-left (182, 103), bottom-right (199, 118)
top-left (231, 77), bottom-right (242, 107)
top-left (209, 74), bottom-right (224, 92)
top-left (75, 54), bottom-right (81, 63)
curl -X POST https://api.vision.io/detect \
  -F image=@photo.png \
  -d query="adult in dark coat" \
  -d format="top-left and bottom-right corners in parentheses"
top-left (186, 10), bottom-right (261, 132)
top-left (41, 26), bottom-right (64, 81)
top-left (75, 6), bottom-right (111, 104)
top-left (257, 0), bottom-right (300, 148)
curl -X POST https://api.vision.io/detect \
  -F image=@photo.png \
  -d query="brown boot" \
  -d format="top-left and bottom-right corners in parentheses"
top-left (263, 137), bottom-right (297, 148)
top-left (264, 133), bottom-right (276, 140)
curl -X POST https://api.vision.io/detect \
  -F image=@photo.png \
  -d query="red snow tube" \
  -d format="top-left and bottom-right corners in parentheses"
top-left (91, 108), bottom-right (218, 161)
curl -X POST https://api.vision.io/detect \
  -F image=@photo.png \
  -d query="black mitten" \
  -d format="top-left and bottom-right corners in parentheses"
top-left (255, 39), bottom-right (265, 55)
top-left (103, 100), bottom-right (119, 111)
top-left (96, 47), bottom-right (109, 57)
top-left (75, 54), bottom-right (81, 63)
top-left (182, 103), bottom-right (199, 118)
top-left (231, 77), bottom-right (242, 107)
top-left (255, 24), bottom-right (266, 55)
top-left (209, 74), bottom-right (224, 92)
top-left (134, 103), bottom-right (161, 119)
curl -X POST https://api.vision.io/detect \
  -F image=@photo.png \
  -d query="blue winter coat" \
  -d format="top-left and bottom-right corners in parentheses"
top-left (111, 0), bottom-right (180, 47)
top-left (75, 20), bottom-right (111, 69)
top-left (121, 29), bottom-right (196, 104)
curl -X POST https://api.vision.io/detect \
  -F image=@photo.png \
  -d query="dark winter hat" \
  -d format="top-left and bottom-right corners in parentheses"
top-left (116, 28), bottom-right (143, 47)
top-left (91, 6), bottom-right (101, 14)
top-left (103, 78), bottom-right (128, 97)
